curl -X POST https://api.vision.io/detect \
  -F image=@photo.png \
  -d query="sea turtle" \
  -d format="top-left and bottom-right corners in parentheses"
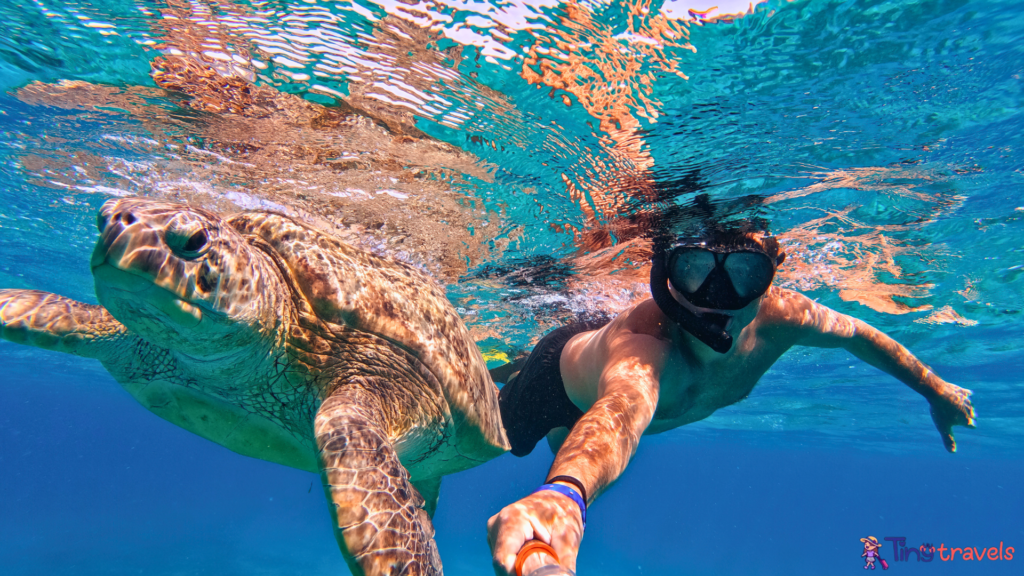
top-left (0, 198), bottom-right (510, 575)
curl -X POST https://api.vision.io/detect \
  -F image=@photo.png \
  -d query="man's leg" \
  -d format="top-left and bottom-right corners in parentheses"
top-left (546, 426), bottom-right (570, 454)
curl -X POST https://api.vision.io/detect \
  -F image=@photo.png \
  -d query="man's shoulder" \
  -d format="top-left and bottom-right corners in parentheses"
top-left (611, 298), bottom-right (675, 341)
top-left (559, 301), bottom-right (672, 400)
top-left (753, 287), bottom-right (824, 334)
top-left (757, 288), bottom-right (853, 338)
top-left (760, 287), bottom-right (815, 317)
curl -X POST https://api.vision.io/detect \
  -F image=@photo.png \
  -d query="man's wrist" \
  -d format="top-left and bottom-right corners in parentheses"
top-left (533, 483), bottom-right (587, 532)
top-left (546, 475), bottom-right (589, 504)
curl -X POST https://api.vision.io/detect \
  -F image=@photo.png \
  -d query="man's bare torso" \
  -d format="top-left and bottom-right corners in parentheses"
top-left (559, 288), bottom-right (803, 434)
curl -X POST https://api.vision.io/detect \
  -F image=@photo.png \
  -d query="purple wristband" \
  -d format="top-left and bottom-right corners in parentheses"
top-left (533, 483), bottom-right (587, 532)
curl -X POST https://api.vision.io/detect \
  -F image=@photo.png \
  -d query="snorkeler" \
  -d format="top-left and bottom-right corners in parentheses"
top-left (488, 227), bottom-right (975, 576)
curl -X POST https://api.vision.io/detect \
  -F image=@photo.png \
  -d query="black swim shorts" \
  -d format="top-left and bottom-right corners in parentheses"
top-left (498, 318), bottom-right (611, 457)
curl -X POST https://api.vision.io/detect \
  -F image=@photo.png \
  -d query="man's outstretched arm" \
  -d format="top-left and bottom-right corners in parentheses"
top-left (487, 332), bottom-right (666, 575)
top-left (770, 289), bottom-right (976, 451)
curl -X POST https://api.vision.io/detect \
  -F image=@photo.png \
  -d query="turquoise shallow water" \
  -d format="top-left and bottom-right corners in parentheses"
top-left (1, 0), bottom-right (1023, 574)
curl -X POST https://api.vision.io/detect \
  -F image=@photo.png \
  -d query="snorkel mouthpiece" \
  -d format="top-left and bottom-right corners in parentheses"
top-left (650, 257), bottom-right (733, 354)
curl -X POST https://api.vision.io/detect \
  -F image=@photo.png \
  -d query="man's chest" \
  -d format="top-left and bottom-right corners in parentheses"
top-left (647, 341), bottom-right (782, 432)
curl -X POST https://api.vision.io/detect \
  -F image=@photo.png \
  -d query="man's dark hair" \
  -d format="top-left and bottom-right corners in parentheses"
top-left (648, 193), bottom-right (780, 262)
top-left (700, 226), bottom-right (785, 265)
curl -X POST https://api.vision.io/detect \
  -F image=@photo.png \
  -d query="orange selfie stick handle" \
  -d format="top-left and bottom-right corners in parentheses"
top-left (514, 540), bottom-right (559, 576)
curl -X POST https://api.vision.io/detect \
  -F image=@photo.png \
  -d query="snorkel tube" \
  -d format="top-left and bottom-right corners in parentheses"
top-left (650, 256), bottom-right (733, 354)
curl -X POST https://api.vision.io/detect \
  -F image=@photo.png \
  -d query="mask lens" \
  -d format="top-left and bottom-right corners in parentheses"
top-left (669, 248), bottom-right (716, 293)
top-left (723, 252), bottom-right (775, 299)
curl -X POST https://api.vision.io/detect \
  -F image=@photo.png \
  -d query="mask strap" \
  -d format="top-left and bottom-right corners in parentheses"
top-left (650, 257), bottom-right (733, 354)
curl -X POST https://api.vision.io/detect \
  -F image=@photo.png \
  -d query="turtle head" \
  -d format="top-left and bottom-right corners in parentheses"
top-left (91, 198), bottom-right (285, 357)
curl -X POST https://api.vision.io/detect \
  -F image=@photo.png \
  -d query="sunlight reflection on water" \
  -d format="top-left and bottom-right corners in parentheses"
top-left (1, 0), bottom-right (1023, 445)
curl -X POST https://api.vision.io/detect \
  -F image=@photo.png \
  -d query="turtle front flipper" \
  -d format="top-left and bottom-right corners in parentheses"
top-left (315, 386), bottom-right (442, 576)
top-left (0, 289), bottom-right (128, 359)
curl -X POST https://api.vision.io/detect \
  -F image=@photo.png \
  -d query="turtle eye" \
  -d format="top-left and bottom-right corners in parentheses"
top-left (168, 227), bottom-right (211, 260)
top-left (183, 230), bottom-right (208, 253)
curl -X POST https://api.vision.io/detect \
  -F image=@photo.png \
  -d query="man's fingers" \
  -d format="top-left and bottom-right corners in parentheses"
top-left (554, 532), bottom-right (579, 571)
top-left (491, 537), bottom-right (518, 576)
top-left (490, 517), bottom-right (536, 576)
top-left (931, 404), bottom-right (959, 453)
top-left (526, 515), bottom-right (553, 545)
top-left (487, 514), bottom-right (500, 549)
top-left (962, 396), bottom-right (977, 428)
top-left (939, 425), bottom-right (956, 453)
top-left (492, 555), bottom-right (513, 576)
top-left (487, 512), bottom-right (518, 575)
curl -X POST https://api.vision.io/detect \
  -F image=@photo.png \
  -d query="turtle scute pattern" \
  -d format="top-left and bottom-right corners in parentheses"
top-left (229, 210), bottom-right (509, 464)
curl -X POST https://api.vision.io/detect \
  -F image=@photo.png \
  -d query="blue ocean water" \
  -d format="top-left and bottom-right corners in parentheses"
top-left (1, 0), bottom-right (1023, 575)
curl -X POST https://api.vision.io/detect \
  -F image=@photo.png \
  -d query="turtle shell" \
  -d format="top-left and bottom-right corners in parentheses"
top-left (228, 211), bottom-right (510, 462)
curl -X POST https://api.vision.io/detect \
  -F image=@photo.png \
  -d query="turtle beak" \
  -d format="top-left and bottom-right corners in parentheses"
top-left (91, 200), bottom-right (204, 328)
top-left (92, 202), bottom-right (128, 269)
top-left (92, 201), bottom-right (191, 296)
top-left (92, 201), bottom-right (154, 271)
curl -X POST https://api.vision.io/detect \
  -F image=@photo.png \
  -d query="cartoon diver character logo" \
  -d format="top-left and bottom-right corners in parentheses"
top-left (861, 536), bottom-right (890, 570)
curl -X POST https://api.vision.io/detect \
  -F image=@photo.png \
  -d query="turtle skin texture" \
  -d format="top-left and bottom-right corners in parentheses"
top-left (0, 198), bottom-right (510, 576)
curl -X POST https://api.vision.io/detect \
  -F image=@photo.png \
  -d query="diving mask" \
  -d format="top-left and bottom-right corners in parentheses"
top-left (650, 238), bottom-right (780, 353)
top-left (665, 241), bottom-right (777, 310)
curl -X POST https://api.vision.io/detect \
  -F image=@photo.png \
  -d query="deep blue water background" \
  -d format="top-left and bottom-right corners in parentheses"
top-left (2, 361), bottom-right (1022, 575)
top-left (2, 0), bottom-right (1024, 574)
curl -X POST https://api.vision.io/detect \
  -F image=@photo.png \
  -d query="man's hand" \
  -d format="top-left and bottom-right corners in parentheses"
top-left (487, 489), bottom-right (584, 576)
top-left (929, 380), bottom-right (976, 452)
